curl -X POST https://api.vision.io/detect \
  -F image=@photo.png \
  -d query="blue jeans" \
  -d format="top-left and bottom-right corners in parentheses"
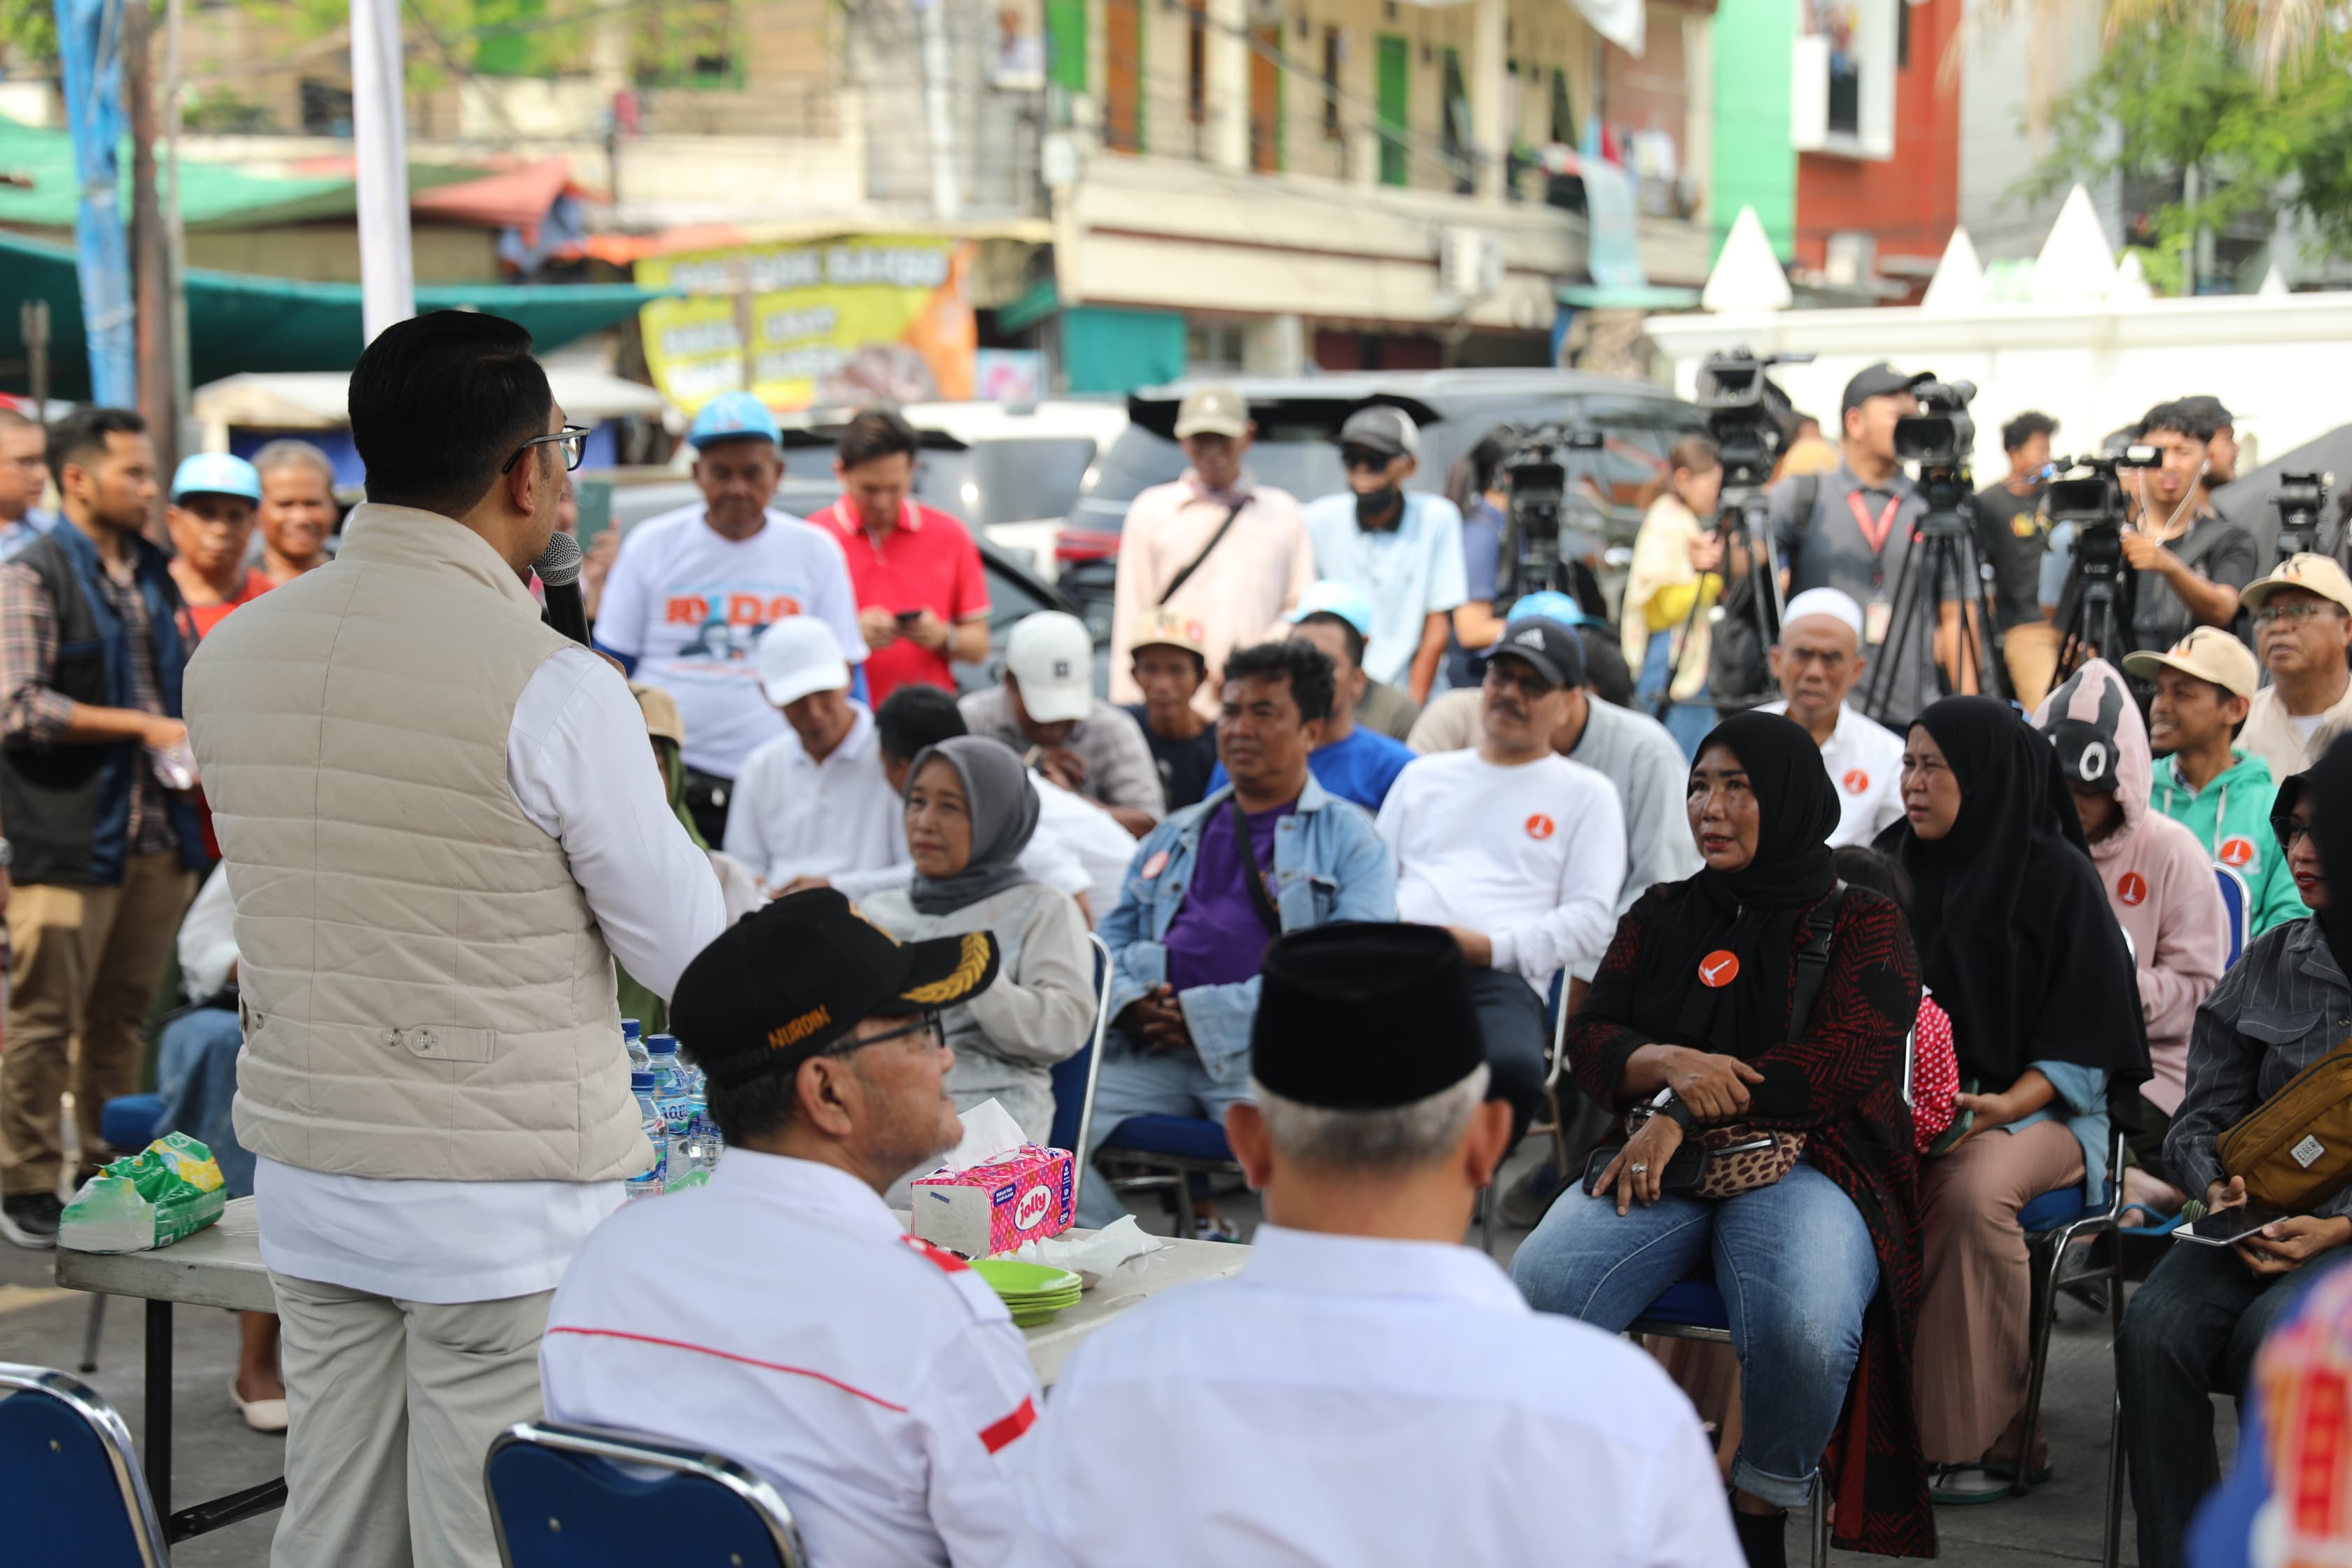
top-left (1509, 1160), bottom-right (1878, 1508)
top-left (1076, 1032), bottom-right (1254, 1228)
top-left (153, 1007), bottom-right (254, 1198)
top-left (1637, 629), bottom-right (1716, 761)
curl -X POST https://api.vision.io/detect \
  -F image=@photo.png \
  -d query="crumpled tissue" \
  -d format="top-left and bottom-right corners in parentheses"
top-left (1011, 1214), bottom-right (1166, 1289)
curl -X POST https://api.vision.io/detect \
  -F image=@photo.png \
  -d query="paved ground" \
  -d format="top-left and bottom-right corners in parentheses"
top-left (0, 1135), bottom-right (2225, 1565)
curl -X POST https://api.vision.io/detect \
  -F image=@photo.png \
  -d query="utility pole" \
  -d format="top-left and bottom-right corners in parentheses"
top-left (125, 0), bottom-right (178, 497)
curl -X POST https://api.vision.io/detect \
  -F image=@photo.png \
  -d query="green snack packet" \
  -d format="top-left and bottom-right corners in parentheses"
top-left (59, 1134), bottom-right (228, 1252)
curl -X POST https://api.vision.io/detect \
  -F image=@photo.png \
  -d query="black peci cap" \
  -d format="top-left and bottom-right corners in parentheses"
top-left (669, 888), bottom-right (1000, 1088)
top-left (1250, 925), bottom-right (1487, 1110)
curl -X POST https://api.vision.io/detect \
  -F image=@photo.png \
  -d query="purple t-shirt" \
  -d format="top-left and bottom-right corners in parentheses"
top-left (1165, 799), bottom-right (1294, 993)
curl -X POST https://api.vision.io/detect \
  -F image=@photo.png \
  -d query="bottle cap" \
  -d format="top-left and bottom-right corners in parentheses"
top-left (622, 1019), bottom-right (642, 1040)
top-left (648, 1033), bottom-right (679, 1054)
top-left (630, 1071), bottom-right (654, 1091)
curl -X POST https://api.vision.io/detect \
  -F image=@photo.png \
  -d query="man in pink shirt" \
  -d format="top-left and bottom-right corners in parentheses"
top-left (1109, 385), bottom-right (1315, 721)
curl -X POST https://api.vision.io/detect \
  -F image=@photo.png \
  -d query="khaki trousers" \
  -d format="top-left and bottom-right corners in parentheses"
top-left (0, 853), bottom-right (197, 1195)
top-left (270, 1273), bottom-right (553, 1568)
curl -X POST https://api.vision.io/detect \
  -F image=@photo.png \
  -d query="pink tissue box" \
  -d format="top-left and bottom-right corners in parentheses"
top-left (911, 1144), bottom-right (1075, 1257)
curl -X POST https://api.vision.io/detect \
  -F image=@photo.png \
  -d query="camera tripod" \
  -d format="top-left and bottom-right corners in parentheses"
top-left (1660, 485), bottom-right (1784, 721)
top-left (2053, 524), bottom-right (2132, 682)
top-left (1860, 505), bottom-right (2012, 727)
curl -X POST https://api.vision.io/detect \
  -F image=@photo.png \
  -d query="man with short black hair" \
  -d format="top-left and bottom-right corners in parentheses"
top-left (1204, 581), bottom-right (1415, 813)
top-left (0, 405), bottom-right (53, 558)
top-left (185, 310), bottom-right (726, 1567)
top-left (1768, 361), bottom-right (1968, 726)
top-left (2110, 399), bottom-right (2257, 659)
top-left (807, 407), bottom-right (990, 707)
top-left (595, 391), bottom-right (867, 843)
top-left (1077, 638), bottom-right (1397, 1228)
top-left (1378, 617), bottom-right (1625, 1140)
top-left (0, 405), bottom-right (206, 1249)
top-left (544, 888), bottom-right (1044, 1568)
top-left (1023, 924), bottom-right (1735, 1568)
top-left (2179, 394), bottom-right (2238, 497)
top-left (1973, 410), bottom-right (2058, 639)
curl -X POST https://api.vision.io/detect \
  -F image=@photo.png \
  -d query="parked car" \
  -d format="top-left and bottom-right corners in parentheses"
top-left (596, 476), bottom-right (1096, 696)
top-left (1054, 370), bottom-right (1710, 634)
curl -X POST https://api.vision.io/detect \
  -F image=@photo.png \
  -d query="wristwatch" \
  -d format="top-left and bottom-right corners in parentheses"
top-left (1653, 1087), bottom-right (1697, 1131)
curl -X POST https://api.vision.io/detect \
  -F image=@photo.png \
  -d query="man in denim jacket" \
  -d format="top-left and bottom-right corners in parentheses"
top-left (1077, 640), bottom-right (1396, 1228)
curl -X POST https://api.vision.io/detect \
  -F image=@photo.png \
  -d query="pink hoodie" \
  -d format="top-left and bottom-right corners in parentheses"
top-left (2032, 660), bottom-right (2230, 1112)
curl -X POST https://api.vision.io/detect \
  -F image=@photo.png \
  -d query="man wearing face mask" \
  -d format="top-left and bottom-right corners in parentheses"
top-left (1302, 407), bottom-right (1466, 706)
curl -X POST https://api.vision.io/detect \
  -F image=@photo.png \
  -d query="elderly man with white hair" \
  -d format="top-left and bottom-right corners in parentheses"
top-left (1018, 924), bottom-right (1736, 1568)
top-left (1760, 587), bottom-right (1907, 848)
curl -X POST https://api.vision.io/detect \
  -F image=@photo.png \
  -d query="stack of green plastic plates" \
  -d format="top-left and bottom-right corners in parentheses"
top-left (968, 1259), bottom-right (1084, 1326)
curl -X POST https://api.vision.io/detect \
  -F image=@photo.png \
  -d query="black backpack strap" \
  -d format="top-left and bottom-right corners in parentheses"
top-left (1158, 499), bottom-right (1249, 607)
top-left (1786, 882), bottom-right (1846, 1042)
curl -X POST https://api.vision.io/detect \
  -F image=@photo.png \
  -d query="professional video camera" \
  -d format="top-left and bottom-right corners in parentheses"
top-left (2047, 444), bottom-right (2162, 675)
top-left (2273, 470), bottom-right (2331, 562)
top-left (1892, 379), bottom-right (1978, 533)
top-left (1493, 424), bottom-right (1607, 610)
top-left (1695, 348), bottom-right (1810, 496)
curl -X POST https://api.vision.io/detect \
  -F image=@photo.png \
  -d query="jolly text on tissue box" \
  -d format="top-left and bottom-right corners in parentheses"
top-left (911, 1098), bottom-right (1075, 1256)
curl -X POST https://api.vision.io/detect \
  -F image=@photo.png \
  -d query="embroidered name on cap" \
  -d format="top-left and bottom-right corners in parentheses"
top-left (769, 1004), bottom-right (832, 1049)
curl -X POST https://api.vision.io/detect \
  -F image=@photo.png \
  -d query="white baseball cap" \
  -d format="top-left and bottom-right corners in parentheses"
top-left (754, 616), bottom-right (851, 707)
top-left (1004, 611), bottom-right (1094, 724)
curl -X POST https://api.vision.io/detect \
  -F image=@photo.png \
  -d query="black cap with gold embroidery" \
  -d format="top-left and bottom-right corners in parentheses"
top-left (669, 887), bottom-right (1000, 1088)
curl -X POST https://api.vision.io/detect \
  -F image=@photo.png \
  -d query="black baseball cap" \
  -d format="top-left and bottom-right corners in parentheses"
top-left (1482, 615), bottom-right (1585, 688)
top-left (669, 888), bottom-right (1000, 1088)
top-left (1841, 362), bottom-right (1933, 414)
top-left (1335, 405), bottom-right (1421, 461)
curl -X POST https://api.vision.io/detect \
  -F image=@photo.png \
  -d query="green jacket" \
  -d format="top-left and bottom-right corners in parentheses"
top-left (2148, 750), bottom-right (2302, 937)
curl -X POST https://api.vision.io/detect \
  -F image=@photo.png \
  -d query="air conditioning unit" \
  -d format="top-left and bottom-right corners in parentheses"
top-left (1438, 227), bottom-right (1504, 301)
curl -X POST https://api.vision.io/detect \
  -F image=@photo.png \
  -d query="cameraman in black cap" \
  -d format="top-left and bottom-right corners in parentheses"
top-left (1019, 924), bottom-right (1735, 1566)
top-left (541, 890), bottom-right (1046, 1567)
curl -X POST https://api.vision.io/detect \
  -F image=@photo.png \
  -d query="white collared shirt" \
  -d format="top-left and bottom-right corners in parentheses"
top-left (722, 703), bottom-right (906, 887)
top-left (1017, 1224), bottom-right (1737, 1568)
top-left (541, 1152), bottom-right (1043, 1568)
top-left (253, 645), bottom-right (729, 1304)
top-left (1761, 698), bottom-right (1907, 848)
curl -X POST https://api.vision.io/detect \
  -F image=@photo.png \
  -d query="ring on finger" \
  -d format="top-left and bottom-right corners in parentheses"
top-left (1630, 1162), bottom-right (1648, 1176)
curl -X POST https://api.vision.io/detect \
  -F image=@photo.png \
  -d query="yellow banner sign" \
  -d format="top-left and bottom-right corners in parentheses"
top-left (636, 235), bottom-right (976, 413)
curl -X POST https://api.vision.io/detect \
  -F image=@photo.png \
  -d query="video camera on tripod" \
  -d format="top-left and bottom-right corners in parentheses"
top-left (2272, 470), bottom-right (2332, 563)
top-left (1672, 349), bottom-right (1811, 715)
top-left (2047, 444), bottom-right (2162, 675)
top-left (1893, 380), bottom-right (1979, 536)
top-left (1695, 347), bottom-right (1807, 498)
top-left (1493, 422), bottom-right (1608, 608)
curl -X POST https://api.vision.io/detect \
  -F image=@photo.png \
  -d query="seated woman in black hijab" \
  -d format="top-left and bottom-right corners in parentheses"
top-left (1511, 711), bottom-right (1929, 1567)
top-left (1884, 696), bottom-right (2149, 1502)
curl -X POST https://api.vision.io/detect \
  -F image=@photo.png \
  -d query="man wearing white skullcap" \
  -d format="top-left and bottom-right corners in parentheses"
top-left (1760, 588), bottom-right (1907, 847)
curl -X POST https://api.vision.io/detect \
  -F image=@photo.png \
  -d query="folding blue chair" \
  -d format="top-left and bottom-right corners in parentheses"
top-left (2013, 1128), bottom-right (2127, 1500)
top-left (0, 1361), bottom-right (171, 1567)
top-left (484, 1420), bottom-right (808, 1568)
top-left (1047, 934), bottom-right (1114, 1217)
top-left (1094, 1112), bottom-right (1242, 1236)
top-left (1625, 1284), bottom-right (1829, 1567)
top-left (2213, 862), bottom-right (2250, 969)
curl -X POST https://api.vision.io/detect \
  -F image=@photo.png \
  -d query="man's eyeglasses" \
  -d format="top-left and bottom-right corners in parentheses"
top-left (2252, 602), bottom-right (2344, 626)
top-left (822, 1012), bottom-right (946, 1058)
top-left (501, 425), bottom-right (589, 475)
top-left (1340, 446), bottom-right (1395, 473)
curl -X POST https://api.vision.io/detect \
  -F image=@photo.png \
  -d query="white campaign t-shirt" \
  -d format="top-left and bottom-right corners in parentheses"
top-left (1760, 699), bottom-right (1906, 849)
top-left (594, 503), bottom-right (866, 779)
top-left (1376, 748), bottom-right (1626, 995)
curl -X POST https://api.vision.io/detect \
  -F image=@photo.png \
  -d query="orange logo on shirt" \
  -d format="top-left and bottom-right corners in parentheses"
top-left (1699, 951), bottom-right (1741, 988)
top-left (1842, 769), bottom-right (1870, 795)
top-left (1525, 813), bottom-right (1555, 841)
top-left (661, 592), bottom-right (804, 626)
top-left (2118, 872), bottom-right (2149, 907)
top-left (2219, 836), bottom-right (2258, 869)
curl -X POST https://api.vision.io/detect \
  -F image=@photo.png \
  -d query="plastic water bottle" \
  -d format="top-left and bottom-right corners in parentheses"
top-left (680, 1078), bottom-right (724, 1182)
top-left (625, 1070), bottom-right (668, 1201)
top-left (622, 1018), bottom-right (648, 1074)
top-left (646, 1035), bottom-right (695, 1145)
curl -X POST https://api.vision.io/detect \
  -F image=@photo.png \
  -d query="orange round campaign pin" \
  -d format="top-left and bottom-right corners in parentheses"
top-left (1842, 769), bottom-right (1870, 795)
top-left (1526, 813), bottom-right (1556, 840)
top-left (1699, 951), bottom-right (1741, 988)
top-left (2118, 872), bottom-right (2148, 907)
top-left (2219, 836), bottom-right (2257, 869)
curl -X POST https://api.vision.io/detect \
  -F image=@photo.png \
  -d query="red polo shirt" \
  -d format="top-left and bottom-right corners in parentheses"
top-left (809, 498), bottom-right (989, 707)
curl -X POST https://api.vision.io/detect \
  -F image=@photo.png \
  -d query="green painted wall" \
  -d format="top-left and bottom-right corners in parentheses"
top-left (1711, 0), bottom-right (1798, 260)
top-left (1061, 306), bottom-right (1186, 393)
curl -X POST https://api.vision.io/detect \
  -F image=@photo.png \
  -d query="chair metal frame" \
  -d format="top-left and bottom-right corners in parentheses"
top-left (1616, 1309), bottom-right (1830, 1567)
top-left (1065, 932), bottom-right (1114, 1217)
top-left (2017, 1127), bottom-right (2129, 1504)
top-left (2212, 862), bottom-right (2250, 969)
top-left (484, 1419), bottom-right (808, 1568)
top-left (0, 1359), bottom-right (172, 1568)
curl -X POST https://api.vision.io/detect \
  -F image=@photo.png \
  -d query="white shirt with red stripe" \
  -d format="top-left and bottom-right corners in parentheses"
top-left (540, 1149), bottom-right (1042, 1567)
top-left (1016, 1224), bottom-right (1739, 1568)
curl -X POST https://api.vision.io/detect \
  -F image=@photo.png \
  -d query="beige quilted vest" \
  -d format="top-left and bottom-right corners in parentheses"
top-left (185, 504), bottom-right (649, 1183)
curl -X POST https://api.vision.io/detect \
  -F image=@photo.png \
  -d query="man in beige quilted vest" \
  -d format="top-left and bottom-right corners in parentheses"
top-left (185, 311), bottom-right (726, 1568)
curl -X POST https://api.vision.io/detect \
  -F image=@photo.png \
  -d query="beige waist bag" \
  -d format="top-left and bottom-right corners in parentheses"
top-left (2217, 1036), bottom-right (2352, 1212)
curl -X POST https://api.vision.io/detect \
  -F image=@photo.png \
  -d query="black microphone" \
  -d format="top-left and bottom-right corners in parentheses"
top-left (536, 531), bottom-right (589, 646)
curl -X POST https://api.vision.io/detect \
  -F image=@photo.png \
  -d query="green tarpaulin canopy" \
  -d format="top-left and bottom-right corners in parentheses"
top-left (0, 229), bottom-right (667, 400)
